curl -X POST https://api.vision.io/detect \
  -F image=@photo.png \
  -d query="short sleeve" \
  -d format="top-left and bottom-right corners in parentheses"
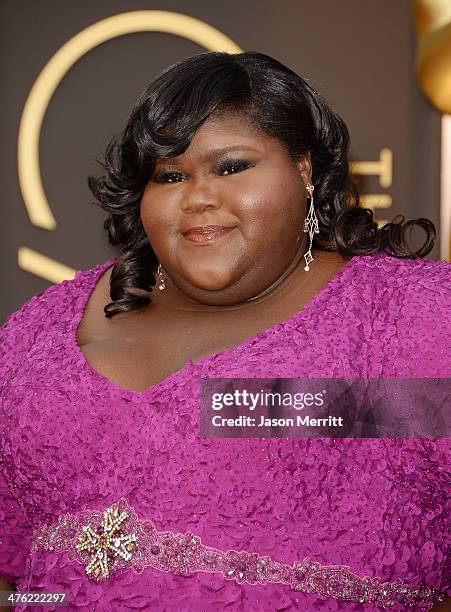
top-left (0, 299), bottom-right (38, 585)
top-left (0, 309), bottom-right (33, 385)
top-left (0, 464), bottom-right (32, 584)
top-left (0, 260), bottom-right (113, 385)
top-left (0, 288), bottom-right (51, 385)
top-left (0, 287), bottom-right (66, 584)
top-left (0, 275), bottom-right (78, 385)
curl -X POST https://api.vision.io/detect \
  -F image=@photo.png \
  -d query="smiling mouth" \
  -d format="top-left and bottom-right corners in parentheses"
top-left (182, 226), bottom-right (236, 244)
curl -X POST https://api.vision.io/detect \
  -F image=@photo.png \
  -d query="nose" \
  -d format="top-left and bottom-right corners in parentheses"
top-left (180, 178), bottom-right (222, 214)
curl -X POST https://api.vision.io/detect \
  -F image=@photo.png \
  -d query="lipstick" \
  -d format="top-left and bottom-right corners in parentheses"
top-left (182, 225), bottom-right (236, 244)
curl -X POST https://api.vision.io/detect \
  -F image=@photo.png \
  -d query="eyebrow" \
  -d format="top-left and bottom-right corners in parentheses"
top-left (155, 145), bottom-right (258, 165)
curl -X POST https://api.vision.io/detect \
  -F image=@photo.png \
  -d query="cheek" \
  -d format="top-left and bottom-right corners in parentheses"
top-left (232, 174), bottom-right (304, 243)
top-left (140, 195), bottom-right (176, 249)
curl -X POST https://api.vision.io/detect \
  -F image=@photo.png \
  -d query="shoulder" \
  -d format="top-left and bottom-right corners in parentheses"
top-left (1, 258), bottom-right (115, 330)
top-left (350, 251), bottom-right (450, 303)
top-left (353, 252), bottom-right (450, 376)
top-left (351, 250), bottom-right (450, 282)
top-left (0, 258), bottom-right (115, 381)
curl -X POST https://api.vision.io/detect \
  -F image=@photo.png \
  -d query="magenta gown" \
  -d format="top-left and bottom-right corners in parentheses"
top-left (0, 252), bottom-right (449, 611)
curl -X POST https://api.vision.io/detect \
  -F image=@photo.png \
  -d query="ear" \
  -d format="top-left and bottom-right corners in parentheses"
top-left (295, 152), bottom-right (312, 186)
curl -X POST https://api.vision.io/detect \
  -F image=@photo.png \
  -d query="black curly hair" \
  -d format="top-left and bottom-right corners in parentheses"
top-left (87, 50), bottom-right (436, 318)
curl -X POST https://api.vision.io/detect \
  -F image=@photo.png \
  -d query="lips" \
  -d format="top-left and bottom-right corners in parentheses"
top-left (182, 225), bottom-right (236, 244)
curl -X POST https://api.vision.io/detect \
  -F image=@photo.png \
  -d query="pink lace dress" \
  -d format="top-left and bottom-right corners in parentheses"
top-left (0, 252), bottom-right (449, 611)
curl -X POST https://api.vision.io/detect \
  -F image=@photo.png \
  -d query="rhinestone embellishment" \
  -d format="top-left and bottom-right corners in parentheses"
top-left (30, 498), bottom-right (444, 608)
top-left (75, 503), bottom-right (137, 580)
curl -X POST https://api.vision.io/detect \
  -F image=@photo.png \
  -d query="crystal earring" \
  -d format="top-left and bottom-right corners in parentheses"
top-left (156, 264), bottom-right (166, 291)
top-left (303, 183), bottom-right (320, 271)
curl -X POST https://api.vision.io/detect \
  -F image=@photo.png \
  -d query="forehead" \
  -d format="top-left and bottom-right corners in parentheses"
top-left (155, 113), bottom-right (279, 164)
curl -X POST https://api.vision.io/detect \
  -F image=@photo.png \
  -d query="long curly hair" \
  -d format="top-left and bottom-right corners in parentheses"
top-left (87, 51), bottom-right (436, 318)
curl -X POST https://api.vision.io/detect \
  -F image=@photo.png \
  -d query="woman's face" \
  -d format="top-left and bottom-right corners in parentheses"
top-left (140, 112), bottom-right (312, 306)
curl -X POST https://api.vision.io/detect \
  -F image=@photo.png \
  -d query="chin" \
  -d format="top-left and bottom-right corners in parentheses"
top-left (188, 269), bottom-right (236, 292)
top-left (192, 279), bottom-right (232, 292)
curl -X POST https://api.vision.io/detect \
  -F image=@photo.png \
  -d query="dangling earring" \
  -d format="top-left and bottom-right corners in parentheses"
top-left (303, 183), bottom-right (320, 271)
top-left (156, 263), bottom-right (166, 291)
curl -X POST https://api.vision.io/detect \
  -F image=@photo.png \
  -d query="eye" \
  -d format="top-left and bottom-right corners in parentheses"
top-left (216, 159), bottom-right (252, 176)
top-left (152, 170), bottom-right (184, 184)
top-left (152, 159), bottom-right (253, 183)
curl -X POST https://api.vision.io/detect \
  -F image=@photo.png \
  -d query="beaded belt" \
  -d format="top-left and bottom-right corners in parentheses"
top-left (30, 497), bottom-right (443, 609)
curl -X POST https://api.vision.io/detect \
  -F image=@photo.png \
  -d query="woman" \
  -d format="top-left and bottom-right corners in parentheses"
top-left (0, 51), bottom-right (449, 611)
